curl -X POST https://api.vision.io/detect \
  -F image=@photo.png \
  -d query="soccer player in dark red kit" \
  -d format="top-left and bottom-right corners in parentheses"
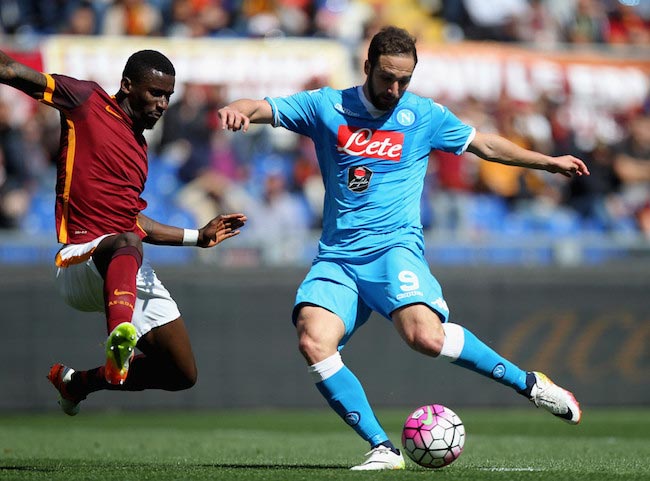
top-left (0, 49), bottom-right (247, 414)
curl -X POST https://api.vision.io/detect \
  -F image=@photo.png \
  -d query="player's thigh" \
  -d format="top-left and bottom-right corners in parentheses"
top-left (392, 303), bottom-right (445, 356)
top-left (130, 258), bottom-right (181, 339)
top-left (361, 245), bottom-right (450, 322)
top-left (137, 317), bottom-right (196, 371)
top-left (295, 304), bottom-right (346, 363)
top-left (132, 259), bottom-right (194, 374)
top-left (54, 235), bottom-right (113, 312)
top-left (294, 259), bottom-right (371, 350)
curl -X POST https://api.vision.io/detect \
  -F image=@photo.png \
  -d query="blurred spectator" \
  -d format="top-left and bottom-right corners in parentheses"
top-left (157, 82), bottom-right (212, 183)
top-left (475, 99), bottom-right (547, 205)
top-left (516, 0), bottom-right (563, 45)
top-left (61, 1), bottom-right (98, 35)
top-left (232, 0), bottom-right (282, 37)
top-left (242, 165), bottom-right (310, 264)
top-left (607, 1), bottom-right (650, 45)
top-left (0, 1), bottom-right (21, 34)
top-left (275, 0), bottom-right (313, 37)
top-left (164, 0), bottom-right (232, 37)
top-left (426, 96), bottom-right (485, 233)
top-left (291, 134), bottom-right (323, 228)
top-left (313, 0), bottom-right (374, 44)
top-left (457, 0), bottom-right (530, 41)
top-left (6, 0), bottom-right (84, 35)
top-left (0, 99), bottom-right (32, 228)
top-left (512, 98), bottom-right (555, 155)
top-left (101, 0), bottom-right (163, 36)
top-left (564, 141), bottom-right (626, 232)
top-left (563, 0), bottom-right (609, 44)
top-left (161, 83), bottom-right (250, 228)
top-left (613, 111), bottom-right (650, 238)
top-left (30, 102), bottom-right (62, 169)
top-left (18, 115), bottom-right (51, 188)
top-left (427, 150), bottom-right (476, 233)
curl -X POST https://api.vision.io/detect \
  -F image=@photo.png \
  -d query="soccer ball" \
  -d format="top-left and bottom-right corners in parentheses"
top-left (401, 404), bottom-right (465, 469)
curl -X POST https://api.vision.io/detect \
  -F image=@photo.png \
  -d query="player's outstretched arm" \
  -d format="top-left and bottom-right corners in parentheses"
top-left (468, 131), bottom-right (590, 178)
top-left (217, 99), bottom-right (273, 132)
top-left (137, 212), bottom-right (246, 247)
top-left (196, 213), bottom-right (247, 248)
top-left (0, 50), bottom-right (47, 99)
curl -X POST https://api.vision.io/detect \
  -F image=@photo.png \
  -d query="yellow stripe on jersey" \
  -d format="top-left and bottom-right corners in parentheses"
top-left (58, 118), bottom-right (76, 244)
top-left (41, 73), bottom-right (55, 105)
top-left (135, 218), bottom-right (147, 238)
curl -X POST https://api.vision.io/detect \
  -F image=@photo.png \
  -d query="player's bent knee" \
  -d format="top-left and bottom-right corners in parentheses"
top-left (184, 363), bottom-right (198, 388)
top-left (297, 335), bottom-right (332, 365)
top-left (405, 333), bottom-right (445, 357)
top-left (170, 366), bottom-right (197, 391)
top-left (114, 231), bottom-right (144, 249)
top-left (297, 335), bottom-right (316, 360)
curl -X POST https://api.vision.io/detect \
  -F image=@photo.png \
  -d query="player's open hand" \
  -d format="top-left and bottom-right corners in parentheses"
top-left (546, 155), bottom-right (590, 178)
top-left (198, 213), bottom-right (247, 248)
top-left (218, 107), bottom-right (250, 132)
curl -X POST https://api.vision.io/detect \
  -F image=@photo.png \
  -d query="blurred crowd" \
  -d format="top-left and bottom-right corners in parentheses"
top-left (1, 0), bottom-right (650, 264)
top-left (1, 0), bottom-right (649, 45)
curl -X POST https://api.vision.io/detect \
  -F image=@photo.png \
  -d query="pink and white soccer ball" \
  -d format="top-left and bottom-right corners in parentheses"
top-left (401, 404), bottom-right (465, 468)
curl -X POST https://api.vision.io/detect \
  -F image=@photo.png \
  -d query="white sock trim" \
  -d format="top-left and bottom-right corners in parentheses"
top-left (440, 323), bottom-right (465, 361)
top-left (307, 351), bottom-right (344, 382)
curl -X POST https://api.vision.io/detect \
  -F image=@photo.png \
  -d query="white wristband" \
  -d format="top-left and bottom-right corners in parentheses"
top-left (182, 228), bottom-right (199, 246)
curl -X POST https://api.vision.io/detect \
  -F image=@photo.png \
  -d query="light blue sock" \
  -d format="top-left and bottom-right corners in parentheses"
top-left (440, 323), bottom-right (527, 391)
top-left (310, 352), bottom-right (388, 447)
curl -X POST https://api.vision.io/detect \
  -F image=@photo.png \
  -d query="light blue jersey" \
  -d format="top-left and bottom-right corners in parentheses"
top-left (266, 86), bottom-right (475, 258)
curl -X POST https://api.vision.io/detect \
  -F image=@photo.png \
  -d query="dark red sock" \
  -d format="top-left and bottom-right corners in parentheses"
top-left (68, 366), bottom-right (105, 398)
top-left (71, 355), bottom-right (145, 395)
top-left (103, 245), bottom-right (142, 334)
top-left (70, 354), bottom-right (194, 395)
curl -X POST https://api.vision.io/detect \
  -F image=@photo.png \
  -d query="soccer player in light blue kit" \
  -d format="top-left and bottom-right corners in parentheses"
top-left (219, 26), bottom-right (588, 470)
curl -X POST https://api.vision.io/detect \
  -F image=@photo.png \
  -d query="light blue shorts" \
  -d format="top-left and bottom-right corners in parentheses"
top-left (293, 245), bottom-right (449, 348)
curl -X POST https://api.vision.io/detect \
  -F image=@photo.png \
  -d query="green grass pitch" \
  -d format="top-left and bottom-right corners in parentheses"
top-left (1, 407), bottom-right (648, 480)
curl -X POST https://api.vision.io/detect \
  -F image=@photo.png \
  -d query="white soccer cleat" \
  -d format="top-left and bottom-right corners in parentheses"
top-left (350, 446), bottom-right (406, 471)
top-left (527, 371), bottom-right (582, 425)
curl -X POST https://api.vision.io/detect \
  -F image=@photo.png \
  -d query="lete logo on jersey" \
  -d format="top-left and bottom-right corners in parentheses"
top-left (337, 126), bottom-right (403, 161)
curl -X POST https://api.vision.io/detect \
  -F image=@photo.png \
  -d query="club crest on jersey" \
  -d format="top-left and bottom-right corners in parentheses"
top-left (337, 126), bottom-right (403, 161)
top-left (396, 108), bottom-right (415, 126)
top-left (348, 165), bottom-right (373, 192)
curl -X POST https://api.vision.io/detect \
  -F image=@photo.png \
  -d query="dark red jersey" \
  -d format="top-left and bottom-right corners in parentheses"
top-left (40, 73), bottom-right (148, 244)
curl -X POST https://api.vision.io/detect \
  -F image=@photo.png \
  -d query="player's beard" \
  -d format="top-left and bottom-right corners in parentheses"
top-left (367, 70), bottom-right (399, 111)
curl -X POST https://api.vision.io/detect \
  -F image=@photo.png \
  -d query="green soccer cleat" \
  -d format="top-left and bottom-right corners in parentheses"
top-left (104, 322), bottom-right (137, 385)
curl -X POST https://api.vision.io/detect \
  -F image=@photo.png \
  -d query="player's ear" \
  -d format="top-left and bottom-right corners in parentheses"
top-left (364, 60), bottom-right (370, 76)
top-left (120, 76), bottom-right (132, 94)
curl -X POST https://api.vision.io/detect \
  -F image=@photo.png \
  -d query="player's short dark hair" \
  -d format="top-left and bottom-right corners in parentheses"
top-left (122, 50), bottom-right (175, 83)
top-left (367, 26), bottom-right (417, 68)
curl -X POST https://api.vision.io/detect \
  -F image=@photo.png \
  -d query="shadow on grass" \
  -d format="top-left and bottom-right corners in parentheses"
top-left (199, 463), bottom-right (346, 470)
top-left (1, 462), bottom-right (346, 472)
top-left (0, 466), bottom-right (57, 473)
